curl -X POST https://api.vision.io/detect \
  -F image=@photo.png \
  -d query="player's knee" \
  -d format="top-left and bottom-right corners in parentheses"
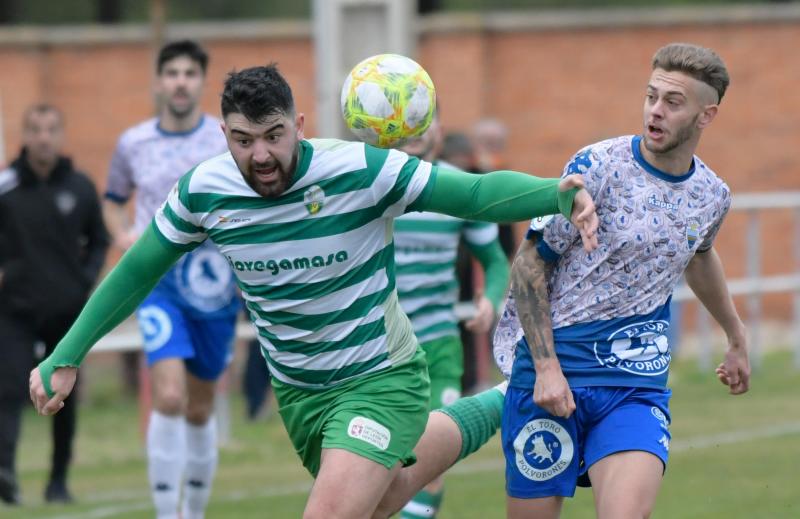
top-left (185, 400), bottom-right (214, 425)
top-left (371, 476), bottom-right (411, 518)
top-left (152, 385), bottom-right (185, 415)
top-left (596, 497), bottom-right (654, 519)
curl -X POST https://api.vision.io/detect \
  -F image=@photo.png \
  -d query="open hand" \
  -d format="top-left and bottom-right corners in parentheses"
top-left (559, 174), bottom-right (599, 252)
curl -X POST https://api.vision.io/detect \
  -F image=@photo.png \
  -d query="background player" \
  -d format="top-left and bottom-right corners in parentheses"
top-left (103, 40), bottom-right (239, 519)
top-left (395, 112), bottom-right (509, 518)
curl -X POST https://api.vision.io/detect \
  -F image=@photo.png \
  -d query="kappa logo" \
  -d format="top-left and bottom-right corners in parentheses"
top-left (304, 185), bottom-right (325, 215)
top-left (651, 406), bottom-right (669, 428)
top-left (647, 194), bottom-right (679, 212)
top-left (594, 320), bottom-right (671, 377)
top-left (514, 419), bottom-right (574, 481)
top-left (347, 416), bottom-right (391, 451)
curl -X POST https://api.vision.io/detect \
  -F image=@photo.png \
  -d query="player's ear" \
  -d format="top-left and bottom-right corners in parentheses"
top-left (697, 104), bottom-right (718, 129)
top-left (295, 113), bottom-right (305, 139)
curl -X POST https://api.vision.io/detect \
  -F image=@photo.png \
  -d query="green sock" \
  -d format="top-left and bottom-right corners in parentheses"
top-left (400, 488), bottom-right (444, 519)
top-left (437, 382), bottom-right (506, 462)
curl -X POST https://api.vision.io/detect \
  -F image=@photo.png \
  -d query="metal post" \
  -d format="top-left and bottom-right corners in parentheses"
top-left (794, 208), bottom-right (800, 369)
top-left (313, 0), bottom-right (415, 140)
top-left (746, 209), bottom-right (762, 370)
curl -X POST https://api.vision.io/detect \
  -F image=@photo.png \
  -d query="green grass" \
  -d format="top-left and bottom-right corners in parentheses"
top-left (6, 351), bottom-right (800, 518)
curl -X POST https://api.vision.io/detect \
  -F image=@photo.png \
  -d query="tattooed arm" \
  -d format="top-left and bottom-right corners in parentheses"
top-left (511, 235), bottom-right (576, 418)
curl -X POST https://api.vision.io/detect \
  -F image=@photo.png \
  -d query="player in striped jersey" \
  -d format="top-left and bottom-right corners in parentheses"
top-left (395, 114), bottom-right (509, 519)
top-left (31, 64), bottom-right (598, 518)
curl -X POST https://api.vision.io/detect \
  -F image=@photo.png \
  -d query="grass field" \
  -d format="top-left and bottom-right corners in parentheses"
top-left (6, 350), bottom-right (800, 518)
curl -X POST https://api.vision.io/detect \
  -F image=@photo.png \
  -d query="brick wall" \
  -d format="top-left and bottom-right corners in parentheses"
top-left (1, 8), bottom-right (797, 322)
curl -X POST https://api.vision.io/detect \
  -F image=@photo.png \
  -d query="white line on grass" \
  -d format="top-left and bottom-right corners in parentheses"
top-left (43, 421), bottom-right (800, 519)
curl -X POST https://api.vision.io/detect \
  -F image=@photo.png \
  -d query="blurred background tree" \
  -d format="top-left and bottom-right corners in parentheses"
top-left (0, 0), bottom-right (793, 25)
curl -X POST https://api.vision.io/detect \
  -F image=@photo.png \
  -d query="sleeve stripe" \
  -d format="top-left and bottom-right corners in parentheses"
top-left (150, 220), bottom-right (199, 252)
top-left (464, 224), bottom-right (499, 245)
top-left (163, 201), bottom-right (204, 234)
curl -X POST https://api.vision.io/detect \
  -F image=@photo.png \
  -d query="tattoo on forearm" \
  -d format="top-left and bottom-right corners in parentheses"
top-left (511, 242), bottom-right (556, 360)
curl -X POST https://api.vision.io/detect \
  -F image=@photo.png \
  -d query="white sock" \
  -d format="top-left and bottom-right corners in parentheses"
top-left (181, 416), bottom-right (218, 519)
top-left (147, 411), bottom-right (186, 519)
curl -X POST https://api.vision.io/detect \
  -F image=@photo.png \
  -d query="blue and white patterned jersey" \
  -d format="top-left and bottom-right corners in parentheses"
top-left (106, 116), bottom-right (239, 318)
top-left (495, 135), bottom-right (731, 389)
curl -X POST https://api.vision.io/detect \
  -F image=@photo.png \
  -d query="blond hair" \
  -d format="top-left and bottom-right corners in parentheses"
top-left (652, 43), bottom-right (730, 103)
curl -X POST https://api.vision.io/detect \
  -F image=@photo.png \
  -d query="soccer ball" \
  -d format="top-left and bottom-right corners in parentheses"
top-left (341, 54), bottom-right (436, 148)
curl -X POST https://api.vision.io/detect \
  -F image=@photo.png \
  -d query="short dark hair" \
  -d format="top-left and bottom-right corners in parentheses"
top-left (157, 39), bottom-right (209, 75)
top-left (652, 43), bottom-right (730, 103)
top-left (23, 103), bottom-right (63, 128)
top-left (220, 64), bottom-right (295, 123)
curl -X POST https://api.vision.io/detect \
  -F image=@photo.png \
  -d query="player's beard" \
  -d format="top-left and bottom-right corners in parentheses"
top-left (643, 113), bottom-right (699, 155)
top-left (165, 89), bottom-right (197, 119)
top-left (242, 149), bottom-right (298, 199)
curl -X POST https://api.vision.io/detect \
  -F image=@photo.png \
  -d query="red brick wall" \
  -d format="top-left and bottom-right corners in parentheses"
top-left (1, 16), bottom-right (797, 321)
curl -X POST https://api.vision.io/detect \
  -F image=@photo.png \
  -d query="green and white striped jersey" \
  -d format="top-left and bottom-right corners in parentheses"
top-left (153, 138), bottom-right (433, 389)
top-left (394, 161), bottom-right (499, 344)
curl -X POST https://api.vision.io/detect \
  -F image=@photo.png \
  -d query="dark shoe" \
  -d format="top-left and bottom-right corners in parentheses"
top-left (44, 479), bottom-right (74, 504)
top-left (0, 468), bottom-right (20, 505)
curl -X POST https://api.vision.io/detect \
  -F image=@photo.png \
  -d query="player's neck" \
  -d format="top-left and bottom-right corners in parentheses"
top-left (639, 139), bottom-right (697, 176)
top-left (158, 109), bottom-right (203, 133)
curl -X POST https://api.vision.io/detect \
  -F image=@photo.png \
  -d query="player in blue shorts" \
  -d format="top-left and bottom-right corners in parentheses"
top-left (103, 40), bottom-right (239, 519)
top-left (494, 43), bottom-right (750, 518)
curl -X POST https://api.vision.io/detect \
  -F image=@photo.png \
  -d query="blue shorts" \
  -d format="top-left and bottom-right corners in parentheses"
top-left (137, 294), bottom-right (237, 381)
top-left (502, 385), bottom-right (671, 499)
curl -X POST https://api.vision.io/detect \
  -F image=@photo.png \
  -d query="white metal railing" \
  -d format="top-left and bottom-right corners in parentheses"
top-left (672, 191), bottom-right (800, 370)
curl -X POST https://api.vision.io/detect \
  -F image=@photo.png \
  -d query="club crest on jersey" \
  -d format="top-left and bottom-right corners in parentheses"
top-left (594, 320), bottom-right (671, 376)
top-left (686, 219), bottom-right (700, 249)
top-left (514, 419), bottom-right (573, 481)
top-left (304, 185), bottom-right (325, 215)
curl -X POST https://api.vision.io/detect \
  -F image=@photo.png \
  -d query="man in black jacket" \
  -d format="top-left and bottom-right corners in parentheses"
top-left (0, 104), bottom-right (109, 505)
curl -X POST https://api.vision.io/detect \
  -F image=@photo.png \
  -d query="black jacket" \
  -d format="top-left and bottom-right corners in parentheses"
top-left (0, 149), bottom-right (109, 322)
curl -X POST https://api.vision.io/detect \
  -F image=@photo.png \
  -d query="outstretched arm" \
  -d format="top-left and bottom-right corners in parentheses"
top-left (30, 223), bottom-right (185, 413)
top-left (512, 235), bottom-right (575, 418)
top-left (411, 167), bottom-right (598, 251)
top-left (684, 247), bottom-right (750, 395)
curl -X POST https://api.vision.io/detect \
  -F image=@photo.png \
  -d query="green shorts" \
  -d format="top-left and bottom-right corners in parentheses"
top-left (421, 335), bottom-right (464, 410)
top-left (273, 348), bottom-right (430, 477)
